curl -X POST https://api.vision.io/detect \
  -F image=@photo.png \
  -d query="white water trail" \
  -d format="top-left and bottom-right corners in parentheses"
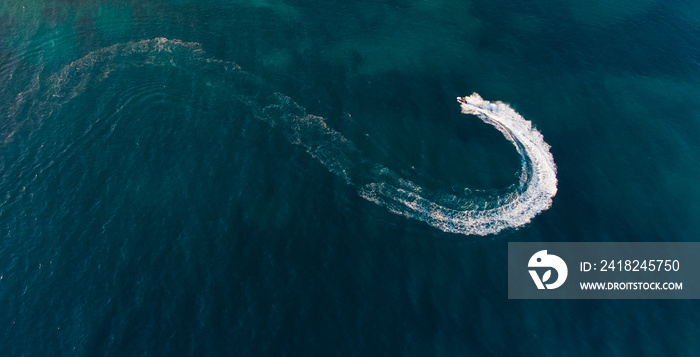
top-left (355, 94), bottom-right (558, 235)
top-left (14, 38), bottom-right (558, 236)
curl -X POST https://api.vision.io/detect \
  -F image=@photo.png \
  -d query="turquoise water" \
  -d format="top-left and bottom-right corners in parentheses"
top-left (1, 0), bottom-right (699, 355)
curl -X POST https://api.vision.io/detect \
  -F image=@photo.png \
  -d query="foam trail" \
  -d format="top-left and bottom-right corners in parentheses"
top-left (355, 94), bottom-right (558, 235)
top-left (13, 38), bottom-right (557, 236)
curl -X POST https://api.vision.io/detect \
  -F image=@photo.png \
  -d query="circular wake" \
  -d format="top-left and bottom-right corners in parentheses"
top-left (358, 94), bottom-right (558, 235)
top-left (5, 38), bottom-right (557, 236)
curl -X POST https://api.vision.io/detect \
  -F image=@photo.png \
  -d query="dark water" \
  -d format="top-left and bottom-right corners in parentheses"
top-left (1, 0), bottom-right (699, 355)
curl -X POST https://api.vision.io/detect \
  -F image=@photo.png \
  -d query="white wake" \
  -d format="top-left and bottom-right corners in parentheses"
top-left (12, 38), bottom-right (558, 236)
top-left (355, 94), bottom-right (558, 235)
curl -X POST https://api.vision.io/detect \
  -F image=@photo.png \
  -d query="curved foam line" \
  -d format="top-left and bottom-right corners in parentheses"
top-left (354, 94), bottom-right (558, 236)
top-left (19, 38), bottom-right (557, 236)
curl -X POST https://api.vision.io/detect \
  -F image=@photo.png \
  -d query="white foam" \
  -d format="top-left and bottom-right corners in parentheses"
top-left (24, 39), bottom-right (558, 236)
top-left (353, 94), bottom-right (558, 235)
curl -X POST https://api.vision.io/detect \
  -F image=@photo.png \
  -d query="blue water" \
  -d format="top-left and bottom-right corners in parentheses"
top-left (1, 0), bottom-right (699, 355)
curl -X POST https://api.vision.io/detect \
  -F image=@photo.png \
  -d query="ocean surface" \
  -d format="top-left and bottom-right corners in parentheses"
top-left (1, 0), bottom-right (699, 355)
